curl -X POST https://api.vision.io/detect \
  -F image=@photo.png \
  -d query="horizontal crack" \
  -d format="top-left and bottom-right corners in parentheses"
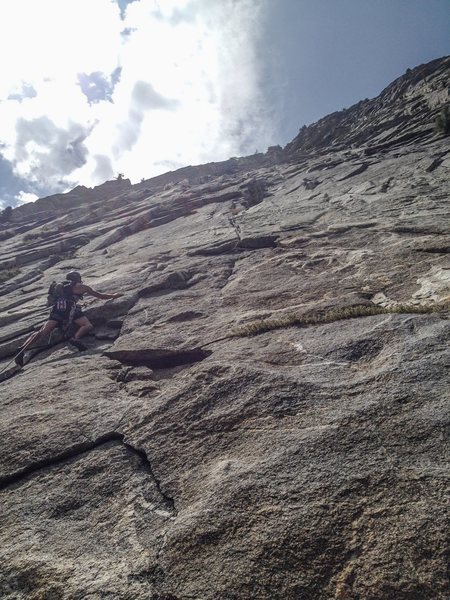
top-left (0, 432), bottom-right (123, 491)
top-left (104, 347), bottom-right (211, 369)
top-left (0, 432), bottom-right (176, 514)
top-left (413, 246), bottom-right (450, 254)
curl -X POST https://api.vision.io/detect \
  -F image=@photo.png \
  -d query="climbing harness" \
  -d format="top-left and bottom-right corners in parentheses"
top-left (67, 302), bottom-right (77, 328)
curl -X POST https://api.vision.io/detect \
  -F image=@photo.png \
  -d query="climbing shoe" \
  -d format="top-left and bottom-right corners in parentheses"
top-left (68, 338), bottom-right (87, 352)
top-left (14, 349), bottom-right (25, 367)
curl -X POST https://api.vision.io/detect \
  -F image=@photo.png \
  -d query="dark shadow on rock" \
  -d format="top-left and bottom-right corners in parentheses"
top-left (104, 347), bottom-right (212, 369)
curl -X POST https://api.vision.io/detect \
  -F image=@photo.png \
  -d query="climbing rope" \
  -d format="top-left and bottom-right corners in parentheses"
top-left (0, 296), bottom-right (90, 382)
top-left (0, 317), bottom-right (65, 378)
top-left (0, 352), bottom-right (22, 377)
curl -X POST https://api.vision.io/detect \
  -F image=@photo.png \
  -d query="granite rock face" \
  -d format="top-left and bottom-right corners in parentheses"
top-left (0, 57), bottom-right (449, 599)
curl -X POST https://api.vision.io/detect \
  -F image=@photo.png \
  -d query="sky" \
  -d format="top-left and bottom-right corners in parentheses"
top-left (0, 0), bottom-right (449, 209)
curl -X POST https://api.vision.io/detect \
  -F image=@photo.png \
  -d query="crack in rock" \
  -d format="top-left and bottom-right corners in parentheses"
top-left (414, 246), bottom-right (450, 254)
top-left (337, 162), bottom-right (369, 181)
top-left (238, 235), bottom-right (278, 249)
top-left (122, 438), bottom-right (175, 514)
top-left (104, 347), bottom-right (211, 369)
top-left (0, 432), bottom-right (176, 514)
top-left (138, 271), bottom-right (192, 298)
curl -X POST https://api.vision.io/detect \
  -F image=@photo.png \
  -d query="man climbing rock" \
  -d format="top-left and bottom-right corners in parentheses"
top-left (15, 271), bottom-right (122, 366)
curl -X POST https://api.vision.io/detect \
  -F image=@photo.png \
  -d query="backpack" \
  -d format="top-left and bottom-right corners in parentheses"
top-left (46, 280), bottom-right (76, 310)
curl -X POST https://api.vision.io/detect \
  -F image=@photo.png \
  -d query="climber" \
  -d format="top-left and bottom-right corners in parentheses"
top-left (14, 271), bottom-right (122, 367)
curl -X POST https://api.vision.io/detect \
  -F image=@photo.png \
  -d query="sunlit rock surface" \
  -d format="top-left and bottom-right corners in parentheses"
top-left (0, 56), bottom-right (449, 600)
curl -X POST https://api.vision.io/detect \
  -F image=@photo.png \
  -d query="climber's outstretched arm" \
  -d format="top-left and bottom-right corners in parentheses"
top-left (76, 284), bottom-right (122, 300)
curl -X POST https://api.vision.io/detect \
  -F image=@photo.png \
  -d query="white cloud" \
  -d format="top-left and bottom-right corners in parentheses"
top-left (0, 0), bottom-right (273, 202)
top-left (0, 0), bottom-right (121, 92)
top-left (15, 191), bottom-right (39, 205)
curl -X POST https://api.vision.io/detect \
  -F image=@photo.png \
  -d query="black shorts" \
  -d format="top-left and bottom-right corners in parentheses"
top-left (49, 306), bottom-right (84, 324)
